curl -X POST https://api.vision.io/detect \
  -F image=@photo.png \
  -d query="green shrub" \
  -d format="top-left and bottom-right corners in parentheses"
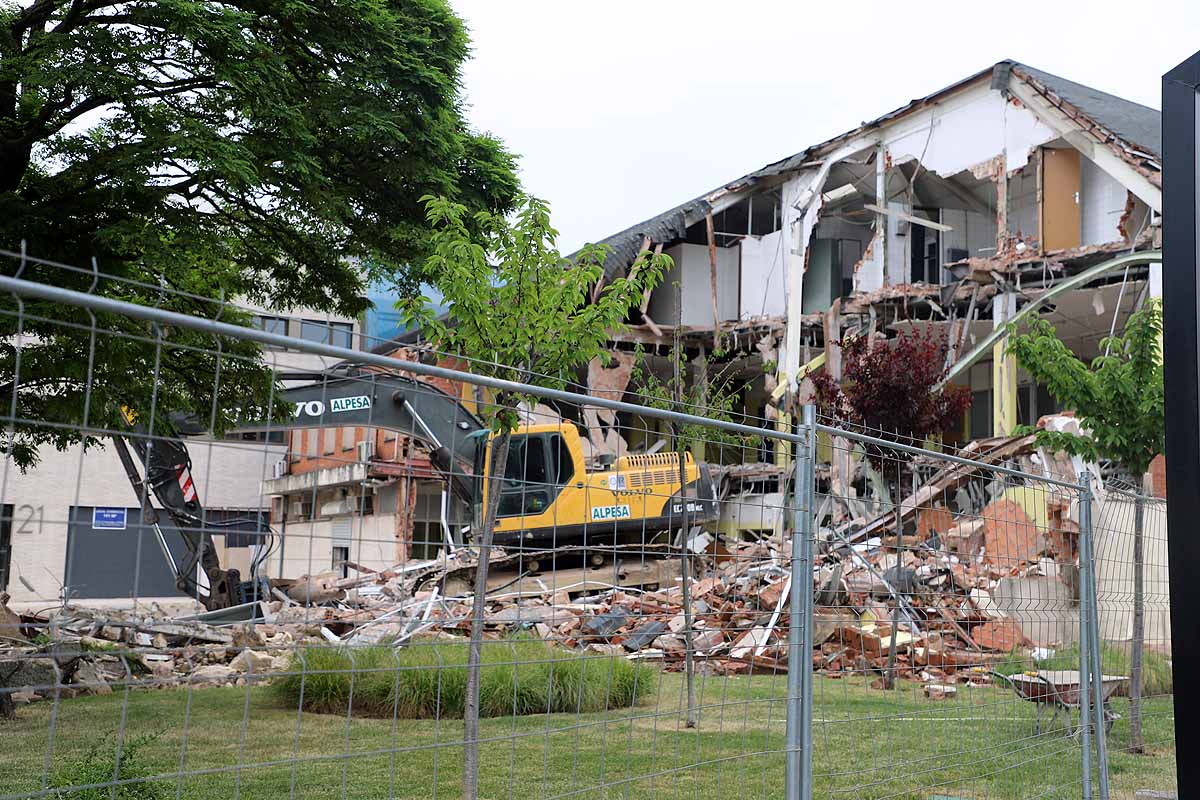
top-left (991, 644), bottom-right (1172, 696)
top-left (272, 637), bottom-right (654, 719)
top-left (49, 733), bottom-right (170, 799)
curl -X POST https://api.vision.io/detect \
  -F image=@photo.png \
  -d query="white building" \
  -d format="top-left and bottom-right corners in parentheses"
top-left (1, 305), bottom-right (363, 608)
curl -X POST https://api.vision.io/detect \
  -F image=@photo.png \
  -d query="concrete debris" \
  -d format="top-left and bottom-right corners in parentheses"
top-left (229, 648), bottom-right (275, 674)
top-left (192, 664), bottom-right (237, 683)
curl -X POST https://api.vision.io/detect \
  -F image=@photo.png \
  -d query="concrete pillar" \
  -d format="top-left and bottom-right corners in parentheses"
top-left (993, 293), bottom-right (1018, 437)
top-left (874, 144), bottom-right (887, 285)
top-left (774, 412), bottom-right (791, 468)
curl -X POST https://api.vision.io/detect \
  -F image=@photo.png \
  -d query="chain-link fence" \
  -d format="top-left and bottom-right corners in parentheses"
top-left (0, 253), bottom-right (1174, 799)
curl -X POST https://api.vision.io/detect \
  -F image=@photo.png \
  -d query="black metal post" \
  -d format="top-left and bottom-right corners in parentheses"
top-left (1163, 50), bottom-right (1200, 797)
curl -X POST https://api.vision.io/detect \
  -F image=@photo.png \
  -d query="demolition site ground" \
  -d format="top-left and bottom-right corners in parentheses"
top-left (0, 674), bottom-right (1174, 800)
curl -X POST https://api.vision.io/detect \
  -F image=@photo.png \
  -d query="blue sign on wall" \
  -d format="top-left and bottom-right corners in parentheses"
top-left (92, 507), bottom-right (128, 530)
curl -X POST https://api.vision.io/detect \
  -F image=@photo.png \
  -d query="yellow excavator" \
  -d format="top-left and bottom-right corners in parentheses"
top-left (115, 370), bottom-right (719, 610)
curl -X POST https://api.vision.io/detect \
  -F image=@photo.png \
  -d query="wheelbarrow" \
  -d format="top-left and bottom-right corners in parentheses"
top-left (991, 669), bottom-right (1128, 737)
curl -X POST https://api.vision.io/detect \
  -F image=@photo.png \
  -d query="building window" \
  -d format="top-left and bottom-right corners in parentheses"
top-left (1018, 382), bottom-right (1060, 427)
top-left (909, 213), bottom-right (941, 285)
top-left (332, 545), bottom-right (350, 579)
top-left (300, 319), bottom-right (354, 349)
top-left (226, 430), bottom-right (286, 444)
top-left (205, 508), bottom-right (269, 548)
top-left (969, 390), bottom-right (992, 440)
top-left (255, 315), bottom-right (288, 336)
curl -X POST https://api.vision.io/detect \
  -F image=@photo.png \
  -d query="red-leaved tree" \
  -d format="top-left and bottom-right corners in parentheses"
top-left (812, 329), bottom-right (971, 461)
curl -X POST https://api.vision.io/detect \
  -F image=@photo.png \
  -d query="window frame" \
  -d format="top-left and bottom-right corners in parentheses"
top-left (255, 314), bottom-right (288, 336)
top-left (300, 319), bottom-right (355, 349)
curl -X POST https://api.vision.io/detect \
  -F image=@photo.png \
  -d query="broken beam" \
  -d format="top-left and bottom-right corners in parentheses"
top-left (705, 211), bottom-right (722, 351)
top-left (862, 203), bottom-right (954, 232)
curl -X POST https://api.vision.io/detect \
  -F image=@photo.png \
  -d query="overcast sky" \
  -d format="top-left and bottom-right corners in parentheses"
top-left (452, 0), bottom-right (1198, 254)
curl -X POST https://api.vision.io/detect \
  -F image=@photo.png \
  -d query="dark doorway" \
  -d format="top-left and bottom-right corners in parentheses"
top-left (63, 506), bottom-right (191, 599)
top-left (0, 504), bottom-right (12, 592)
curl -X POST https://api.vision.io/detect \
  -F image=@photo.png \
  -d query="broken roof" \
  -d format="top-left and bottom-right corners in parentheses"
top-left (1013, 63), bottom-right (1161, 159)
top-left (588, 60), bottom-right (1162, 281)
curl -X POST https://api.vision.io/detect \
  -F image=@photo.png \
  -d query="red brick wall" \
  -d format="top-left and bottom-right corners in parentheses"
top-left (1148, 453), bottom-right (1166, 499)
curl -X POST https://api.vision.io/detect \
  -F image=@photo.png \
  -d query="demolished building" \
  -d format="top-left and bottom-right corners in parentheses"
top-left (0, 63), bottom-right (1172, 703)
top-left (585, 60), bottom-right (1162, 454)
top-left (259, 60), bottom-right (1166, 576)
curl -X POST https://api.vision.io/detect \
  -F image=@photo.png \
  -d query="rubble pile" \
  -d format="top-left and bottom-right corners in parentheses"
top-left (2, 423), bottom-right (1091, 708)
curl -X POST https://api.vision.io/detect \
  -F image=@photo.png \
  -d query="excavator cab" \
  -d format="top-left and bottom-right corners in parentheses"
top-left (470, 425), bottom-right (581, 527)
top-left (471, 423), bottom-right (719, 551)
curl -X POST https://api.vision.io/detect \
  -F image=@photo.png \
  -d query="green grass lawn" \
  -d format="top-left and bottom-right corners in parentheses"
top-left (0, 670), bottom-right (1176, 800)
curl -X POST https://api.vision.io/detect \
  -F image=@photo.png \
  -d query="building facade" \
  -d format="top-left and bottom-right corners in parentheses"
top-left (2, 306), bottom-right (364, 608)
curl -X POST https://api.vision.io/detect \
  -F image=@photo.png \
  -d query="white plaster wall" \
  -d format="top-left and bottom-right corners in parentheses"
top-left (2, 437), bottom-right (284, 603)
top-left (884, 84), bottom-right (1057, 176)
top-left (885, 201), bottom-right (909, 286)
top-left (856, 234), bottom-right (884, 294)
top-left (780, 170), bottom-right (826, 385)
top-left (941, 209), bottom-right (998, 259)
top-left (275, 512), bottom-right (398, 579)
top-left (649, 243), bottom-right (739, 326)
top-left (738, 230), bottom-right (786, 319)
top-left (992, 576), bottom-right (1077, 646)
top-left (1008, 167), bottom-right (1039, 242)
top-left (1094, 495), bottom-right (1171, 648)
top-left (1080, 156), bottom-right (1130, 246)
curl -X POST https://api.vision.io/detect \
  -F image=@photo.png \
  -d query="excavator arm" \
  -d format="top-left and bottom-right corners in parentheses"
top-left (273, 372), bottom-right (485, 500)
top-left (110, 429), bottom-right (259, 609)
top-left (114, 371), bottom-right (487, 610)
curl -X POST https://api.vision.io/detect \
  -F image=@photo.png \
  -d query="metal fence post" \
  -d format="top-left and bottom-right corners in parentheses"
top-left (800, 404), bottom-right (816, 800)
top-left (1080, 473), bottom-right (1111, 799)
top-left (785, 404), bottom-right (816, 800)
top-left (1079, 481), bottom-right (1094, 799)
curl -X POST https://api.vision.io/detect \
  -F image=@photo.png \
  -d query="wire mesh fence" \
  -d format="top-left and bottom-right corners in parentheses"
top-left (1091, 482), bottom-right (1174, 768)
top-left (0, 253), bottom-right (1175, 800)
top-left (811, 419), bottom-right (1099, 799)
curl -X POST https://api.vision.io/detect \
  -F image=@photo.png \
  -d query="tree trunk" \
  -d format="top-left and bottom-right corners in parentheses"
top-left (672, 276), bottom-right (697, 728)
top-left (1129, 489), bottom-right (1146, 753)
top-left (462, 425), bottom-right (512, 800)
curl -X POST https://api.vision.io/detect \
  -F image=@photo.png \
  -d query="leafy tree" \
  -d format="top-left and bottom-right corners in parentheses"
top-left (1007, 298), bottom-right (1163, 753)
top-left (812, 328), bottom-right (972, 462)
top-left (0, 0), bottom-right (518, 467)
top-left (630, 345), bottom-right (760, 461)
top-left (399, 194), bottom-right (667, 800)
